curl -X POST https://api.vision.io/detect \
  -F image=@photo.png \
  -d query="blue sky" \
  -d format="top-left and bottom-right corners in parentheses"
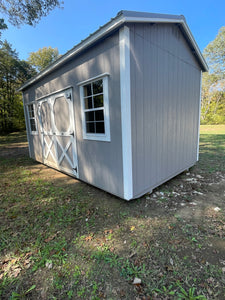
top-left (1, 0), bottom-right (225, 60)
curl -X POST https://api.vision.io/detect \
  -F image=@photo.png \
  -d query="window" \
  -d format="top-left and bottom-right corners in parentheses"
top-left (27, 104), bottom-right (37, 133)
top-left (79, 74), bottom-right (110, 141)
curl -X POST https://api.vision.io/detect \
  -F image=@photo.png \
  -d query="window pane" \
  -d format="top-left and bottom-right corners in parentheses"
top-left (84, 97), bottom-right (93, 109)
top-left (96, 122), bottom-right (105, 133)
top-left (95, 110), bottom-right (104, 121)
top-left (31, 107), bottom-right (35, 118)
top-left (83, 84), bottom-right (92, 97)
top-left (30, 119), bottom-right (36, 131)
top-left (86, 122), bottom-right (95, 133)
top-left (85, 111), bottom-right (94, 121)
top-left (93, 79), bottom-right (103, 95)
top-left (93, 95), bottom-right (104, 108)
top-left (28, 104), bottom-right (34, 118)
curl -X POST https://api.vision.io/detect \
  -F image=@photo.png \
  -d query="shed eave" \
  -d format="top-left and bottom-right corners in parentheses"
top-left (19, 11), bottom-right (208, 92)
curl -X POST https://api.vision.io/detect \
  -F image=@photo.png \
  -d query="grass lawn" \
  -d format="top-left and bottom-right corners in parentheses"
top-left (0, 126), bottom-right (225, 299)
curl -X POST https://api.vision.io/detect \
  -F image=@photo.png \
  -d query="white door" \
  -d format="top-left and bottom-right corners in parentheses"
top-left (38, 88), bottom-right (78, 177)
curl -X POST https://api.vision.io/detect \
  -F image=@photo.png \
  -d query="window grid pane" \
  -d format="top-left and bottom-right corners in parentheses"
top-left (30, 119), bottom-right (37, 131)
top-left (83, 78), bottom-right (105, 135)
top-left (28, 104), bottom-right (37, 132)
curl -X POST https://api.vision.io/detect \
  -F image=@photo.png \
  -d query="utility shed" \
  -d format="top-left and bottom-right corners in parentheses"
top-left (20, 10), bottom-right (208, 200)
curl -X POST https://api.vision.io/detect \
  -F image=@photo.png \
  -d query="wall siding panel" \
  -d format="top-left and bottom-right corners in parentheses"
top-left (129, 23), bottom-right (201, 198)
top-left (23, 33), bottom-right (124, 198)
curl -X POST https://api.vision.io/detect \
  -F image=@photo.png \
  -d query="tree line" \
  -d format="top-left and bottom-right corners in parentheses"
top-left (201, 26), bottom-right (225, 124)
top-left (0, 41), bottom-right (60, 134)
top-left (0, 1), bottom-right (61, 134)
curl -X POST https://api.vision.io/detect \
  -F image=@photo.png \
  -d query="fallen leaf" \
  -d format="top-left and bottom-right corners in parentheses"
top-left (44, 234), bottom-right (57, 243)
top-left (85, 235), bottom-right (93, 241)
top-left (25, 252), bottom-right (32, 258)
top-left (130, 226), bottom-right (135, 231)
top-left (165, 265), bottom-right (173, 272)
top-left (12, 267), bottom-right (21, 277)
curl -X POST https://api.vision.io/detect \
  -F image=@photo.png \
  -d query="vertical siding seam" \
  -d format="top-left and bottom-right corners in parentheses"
top-left (197, 71), bottom-right (202, 161)
top-left (119, 26), bottom-right (133, 200)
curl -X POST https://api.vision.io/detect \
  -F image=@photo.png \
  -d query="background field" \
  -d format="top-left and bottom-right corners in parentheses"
top-left (0, 125), bottom-right (225, 299)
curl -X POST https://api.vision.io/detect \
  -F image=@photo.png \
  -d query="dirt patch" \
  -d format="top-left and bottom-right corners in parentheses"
top-left (0, 143), bottom-right (29, 158)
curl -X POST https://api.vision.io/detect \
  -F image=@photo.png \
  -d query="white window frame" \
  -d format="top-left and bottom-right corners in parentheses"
top-left (79, 73), bottom-right (110, 142)
top-left (26, 103), bottom-right (38, 135)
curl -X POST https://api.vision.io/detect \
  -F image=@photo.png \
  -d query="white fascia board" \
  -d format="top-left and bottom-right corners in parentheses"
top-left (124, 16), bottom-right (183, 23)
top-left (119, 26), bottom-right (133, 201)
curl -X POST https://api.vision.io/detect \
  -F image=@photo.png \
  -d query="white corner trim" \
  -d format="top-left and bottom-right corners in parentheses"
top-left (23, 97), bottom-right (31, 157)
top-left (197, 71), bottom-right (202, 161)
top-left (119, 26), bottom-right (133, 200)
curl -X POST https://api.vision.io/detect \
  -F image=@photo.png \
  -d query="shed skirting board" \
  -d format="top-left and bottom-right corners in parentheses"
top-left (119, 26), bottom-right (133, 200)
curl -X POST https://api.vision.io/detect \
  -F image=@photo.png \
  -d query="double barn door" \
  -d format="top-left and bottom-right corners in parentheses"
top-left (38, 88), bottom-right (78, 177)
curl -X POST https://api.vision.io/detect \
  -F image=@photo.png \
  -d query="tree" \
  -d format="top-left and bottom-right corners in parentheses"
top-left (28, 46), bottom-right (59, 72)
top-left (0, 18), bottom-right (7, 43)
top-left (200, 26), bottom-right (225, 124)
top-left (0, 41), bottom-right (36, 133)
top-left (203, 27), bottom-right (225, 78)
top-left (201, 73), bottom-right (225, 124)
top-left (0, 0), bottom-right (63, 27)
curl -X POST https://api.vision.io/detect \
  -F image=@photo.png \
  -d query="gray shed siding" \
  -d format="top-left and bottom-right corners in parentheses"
top-left (129, 23), bottom-right (201, 198)
top-left (23, 33), bottom-right (124, 198)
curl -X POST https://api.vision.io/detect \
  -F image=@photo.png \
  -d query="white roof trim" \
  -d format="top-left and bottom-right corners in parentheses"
top-left (19, 11), bottom-right (208, 91)
top-left (124, 16), bottom-right (183, 23)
